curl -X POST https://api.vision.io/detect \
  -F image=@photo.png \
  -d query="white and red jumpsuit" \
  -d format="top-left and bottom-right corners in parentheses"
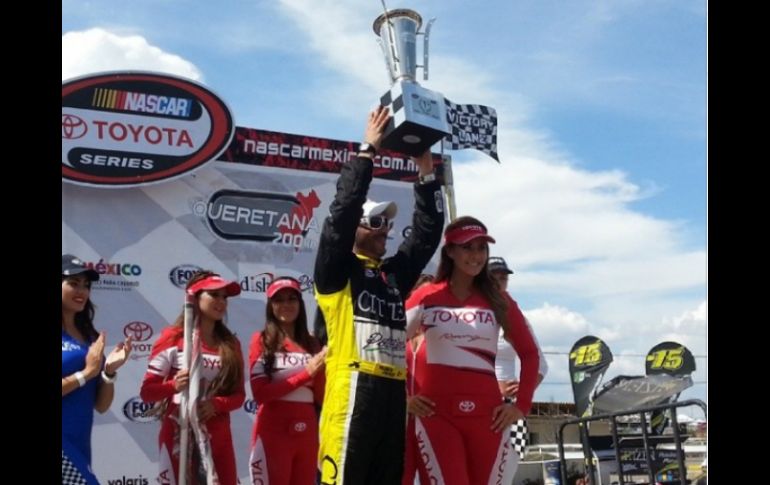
top-left (248, 332), bottom-right (325, 485)
top-left (402, 336), bottom-right (430, 485)
top-left (404, 281), bottom-right (540, 485)
top-left (140, 326), bottom-right (245, 485)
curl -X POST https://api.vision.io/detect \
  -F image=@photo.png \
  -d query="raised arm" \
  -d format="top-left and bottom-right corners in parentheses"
top-left (385, 150), bottom-right (445, 296)
top-left (313, 106), bottom-right (391, 295)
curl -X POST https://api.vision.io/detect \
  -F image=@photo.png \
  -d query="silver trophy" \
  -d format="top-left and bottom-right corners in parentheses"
top-left (373, 8), bottom-right (449, 157)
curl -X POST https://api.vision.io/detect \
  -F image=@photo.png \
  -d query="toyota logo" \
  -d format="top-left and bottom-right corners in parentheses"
top-left (458, 400), bottom-right (476, 413)
top-left (294, 422), bottom-right (307, 432)
top-left (419, 98), bottom-right (434, 115)
top-left (124, 321), bottom-right (154, 342)
top-left (62, 114), bottom-right (87, 139)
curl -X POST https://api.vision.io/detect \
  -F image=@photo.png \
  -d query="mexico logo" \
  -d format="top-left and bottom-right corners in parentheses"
top-left (62, 71), bottom-right (234, 187)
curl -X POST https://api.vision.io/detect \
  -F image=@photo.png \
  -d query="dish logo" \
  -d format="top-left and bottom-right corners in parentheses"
top-left (62, 71), bottom-right (234, 187)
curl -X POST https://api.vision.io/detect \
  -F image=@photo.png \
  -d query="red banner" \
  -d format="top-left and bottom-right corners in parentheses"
top-left (219, 126), bottom-right (444, 183)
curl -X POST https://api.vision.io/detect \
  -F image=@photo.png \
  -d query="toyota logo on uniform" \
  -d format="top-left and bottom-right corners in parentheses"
top-left (458, 400), bottom-right (476, 413)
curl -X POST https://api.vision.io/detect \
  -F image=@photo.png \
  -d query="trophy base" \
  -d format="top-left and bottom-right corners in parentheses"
top-left (379, 81), bottom-right (450, 157)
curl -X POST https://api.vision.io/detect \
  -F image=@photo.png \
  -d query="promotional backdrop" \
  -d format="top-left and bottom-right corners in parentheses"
top-left (63, 123), bottom-right (447, 484)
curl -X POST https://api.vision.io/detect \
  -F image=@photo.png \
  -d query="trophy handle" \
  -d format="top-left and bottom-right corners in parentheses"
top-left (420, 18), bottom-right (436, 81)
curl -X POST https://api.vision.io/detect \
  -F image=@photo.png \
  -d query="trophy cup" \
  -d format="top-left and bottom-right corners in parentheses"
top-left (373, 9), bottom-right (450, 157)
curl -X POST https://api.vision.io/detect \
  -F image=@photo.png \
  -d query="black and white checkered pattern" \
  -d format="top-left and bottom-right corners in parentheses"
top-left (62, 451), bottom-right (88, 485)
top-left (443, 99), bottom-right (499, 162)
top-left (380, 88), bottom-right (406, 129)
top-left (510, 419), bottom-right (528, 458)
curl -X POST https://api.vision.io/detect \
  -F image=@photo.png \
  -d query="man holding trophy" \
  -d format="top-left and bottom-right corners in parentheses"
top-left (312, 7), bottom-right (507, 484)
top-left (313, 10), bottom-right (447, 483)
top-left (313, 101), bottom-right (444, 484)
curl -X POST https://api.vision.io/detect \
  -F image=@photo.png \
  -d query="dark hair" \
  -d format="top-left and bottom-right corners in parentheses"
top-left (435, 216), bottom-right (510, 336)
top-left (61, 275), bottom-right (99, 341)
top-left (171, 270), bottom-right (243, 396)
top-left (261, 277), bottom-right (320, 379)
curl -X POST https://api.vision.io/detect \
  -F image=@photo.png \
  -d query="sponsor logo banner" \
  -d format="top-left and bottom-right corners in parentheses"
top-left (84, 259), bottom-right (142, 292)
top-left (123, 396), bottom-right (159, 423)
top-left (196, 188), bottom-right (322, 251)
top-left (123, 321), bottom-right (155, 360)
top-left (236, 262), bottom-right (314, 301)
top-left (168, 264), bottom-right (204, 288)
top-left (62, 71), bottom-right (234, 187)
top-left (219, 126), bottom-right (445, 182)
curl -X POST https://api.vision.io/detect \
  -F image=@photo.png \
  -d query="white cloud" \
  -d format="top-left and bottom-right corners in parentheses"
top-left (660, 301), bottom-right (707, 352)
top-left (524, 303), bottom-right (590, 345)
top-left (271, 0), bottom-right (705, 367)
top-left (269, 1), bottom-right (705, 299)
top-left (62, 28), bottom-right (203, 82)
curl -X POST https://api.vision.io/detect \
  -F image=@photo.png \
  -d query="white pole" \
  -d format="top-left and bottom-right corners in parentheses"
top-left (178, 292), bottom-right (195, 485)
top-left (440, 140), bottom-right (457, 222)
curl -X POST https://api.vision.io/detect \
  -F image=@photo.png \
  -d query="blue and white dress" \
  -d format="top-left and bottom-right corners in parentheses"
top-left (62, 330), bottom-right (100, 485)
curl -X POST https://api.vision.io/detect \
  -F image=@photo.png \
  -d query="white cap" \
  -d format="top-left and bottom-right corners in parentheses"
top-left (362, 199), bottom-right (397, 219)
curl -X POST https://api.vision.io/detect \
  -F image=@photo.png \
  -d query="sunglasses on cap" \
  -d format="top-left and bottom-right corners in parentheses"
top-left (360, 215), bottom-right (394, 230)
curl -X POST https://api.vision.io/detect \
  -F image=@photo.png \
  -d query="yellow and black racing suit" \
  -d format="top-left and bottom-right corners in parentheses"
top-left (313, 155), bottom-right (444, 485)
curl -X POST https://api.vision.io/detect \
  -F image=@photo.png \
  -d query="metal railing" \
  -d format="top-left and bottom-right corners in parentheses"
top-left (556, 399), bottom-right (707, 485)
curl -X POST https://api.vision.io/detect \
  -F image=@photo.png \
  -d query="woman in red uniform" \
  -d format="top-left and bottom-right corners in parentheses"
top-left (140, 271), bottom-right (245, 485)
top-left (405, 217), bottom-right (540, 485)
top-left (402, 274), bottom-right (436, 485)
top-left (248, 277), bottom-right (327, 485)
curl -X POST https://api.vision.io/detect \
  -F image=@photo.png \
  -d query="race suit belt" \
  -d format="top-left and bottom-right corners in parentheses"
top-left (347, 360), bottom-right (406, 380)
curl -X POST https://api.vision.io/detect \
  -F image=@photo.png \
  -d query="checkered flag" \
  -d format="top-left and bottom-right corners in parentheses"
top-left (444, 98), bottom-right (499, 162)
top-left (510, 419), bottom-right (528, 458)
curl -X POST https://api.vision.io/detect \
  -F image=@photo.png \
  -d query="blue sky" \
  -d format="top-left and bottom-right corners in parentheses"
top-left (63, 0), bottom-right (707, 410)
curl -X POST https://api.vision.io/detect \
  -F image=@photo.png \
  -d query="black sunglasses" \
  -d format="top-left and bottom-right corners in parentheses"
top-left (360, 215), bottom-right (394, 230)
